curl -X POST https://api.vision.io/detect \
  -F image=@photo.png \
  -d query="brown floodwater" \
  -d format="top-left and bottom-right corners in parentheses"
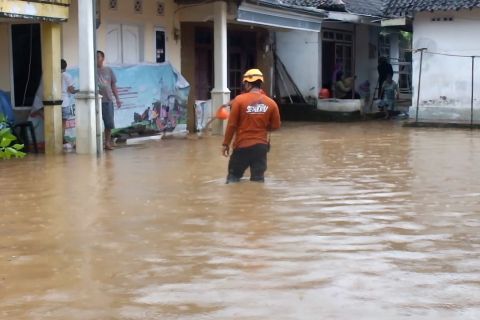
top-left (1, 121), bottom-right (480, 320)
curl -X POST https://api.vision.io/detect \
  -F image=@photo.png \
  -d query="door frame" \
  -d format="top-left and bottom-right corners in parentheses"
top-left (9, 22), bottom-right (43, 110)
top-left (322, 28), bottom-right (355, 87)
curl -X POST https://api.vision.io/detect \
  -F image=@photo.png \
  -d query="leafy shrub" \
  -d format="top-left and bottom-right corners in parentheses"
top-left (0, 114), bottom-right (26, 159)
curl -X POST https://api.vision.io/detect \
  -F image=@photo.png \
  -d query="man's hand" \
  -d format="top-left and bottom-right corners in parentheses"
top-left (116, 99), bottom-right (122, 108)
top-left (222, 144), bottom-right (230, 157)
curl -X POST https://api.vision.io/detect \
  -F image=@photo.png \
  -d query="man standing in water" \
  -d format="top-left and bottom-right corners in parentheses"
top-left (222, 68), bottom-right (281, 183)
top-left (97, 50), bottom-right (121, 150)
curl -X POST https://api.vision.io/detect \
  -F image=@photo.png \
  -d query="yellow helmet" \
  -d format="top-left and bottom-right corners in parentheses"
top-left (243, 68), bottom-right (264, 83)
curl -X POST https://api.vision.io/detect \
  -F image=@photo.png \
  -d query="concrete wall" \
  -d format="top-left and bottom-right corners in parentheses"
top-left (0, 23), bottom-right (11, 93)
top-left (275, 30), bottom-right (320, 100)
top-left (412, 9), bottom-right (480, 121)
top-left (63, 0), bottom-right (181, 70)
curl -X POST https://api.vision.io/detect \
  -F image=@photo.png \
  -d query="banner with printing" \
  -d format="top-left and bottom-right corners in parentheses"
top-left (62, 62), bottom-right (190, 142)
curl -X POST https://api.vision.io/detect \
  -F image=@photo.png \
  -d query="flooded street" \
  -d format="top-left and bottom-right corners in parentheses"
top-left (1, 121), bottom-right (480, 319)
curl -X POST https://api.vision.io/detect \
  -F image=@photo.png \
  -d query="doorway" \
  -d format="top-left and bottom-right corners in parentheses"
top-left (11, 23), bottom-right (42, 107)
top-left (322, 29), bottom-right (353, 92)
top-left (194, 27), bottom-right (257, 100)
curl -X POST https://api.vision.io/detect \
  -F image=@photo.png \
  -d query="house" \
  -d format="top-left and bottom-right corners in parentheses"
top-left (0, 0), bottom-right (71, 154)
top-left (177, 0), bottom-right (326, 132)
top-left (383, 0), bottom-right (480, 123)
top-left (272, 0), bottom-right (384, 104)
top-left (1, 0), bottom-right (412, 155)
top-left (2, 0), bottom-right (329, 153)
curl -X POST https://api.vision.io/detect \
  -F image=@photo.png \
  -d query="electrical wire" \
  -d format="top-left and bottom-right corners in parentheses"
top-left (21, 24), bottom-right (34, 107)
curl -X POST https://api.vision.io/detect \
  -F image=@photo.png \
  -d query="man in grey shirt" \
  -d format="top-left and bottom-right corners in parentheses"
top-left (97, 50), bottom-right (121, 150)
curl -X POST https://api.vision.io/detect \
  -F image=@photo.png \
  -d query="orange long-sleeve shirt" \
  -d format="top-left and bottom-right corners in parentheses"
top-left (222, 90), bottom-right (281, 149)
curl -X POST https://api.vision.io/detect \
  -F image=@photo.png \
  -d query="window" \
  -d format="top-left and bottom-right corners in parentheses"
top-left (106, 24), bottom-right (144, 64)
top-left (378, 33), bottom-right (390, 59)
top-left (155, 28), bottom-right (166, 63)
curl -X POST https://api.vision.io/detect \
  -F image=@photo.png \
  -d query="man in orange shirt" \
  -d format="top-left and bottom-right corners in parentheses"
top-left (222, 69), bottom-right (281, 183)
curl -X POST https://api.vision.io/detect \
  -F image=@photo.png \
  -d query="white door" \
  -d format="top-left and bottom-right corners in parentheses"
top-left (106, 24), bottom-right (122, 64)
top-left (105, 24), bottom-right (141, 64)
top-left (122, 25), bottom-right (140, 64)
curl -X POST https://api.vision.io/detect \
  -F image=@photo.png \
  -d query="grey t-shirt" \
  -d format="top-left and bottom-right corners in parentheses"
top-left (97, 66), bottom-right (117, 102)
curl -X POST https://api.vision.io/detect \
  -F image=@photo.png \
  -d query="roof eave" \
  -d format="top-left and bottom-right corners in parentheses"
top-left (247, 0), bottom-right (328, 18)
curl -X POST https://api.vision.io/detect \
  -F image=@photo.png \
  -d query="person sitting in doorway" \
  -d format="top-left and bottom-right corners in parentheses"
top-left (335, 72), bottom-right (360, 99)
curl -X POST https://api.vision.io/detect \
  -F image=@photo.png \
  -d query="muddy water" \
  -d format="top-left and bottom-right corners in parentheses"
top-left (1, 122), bottom-right (480, 320)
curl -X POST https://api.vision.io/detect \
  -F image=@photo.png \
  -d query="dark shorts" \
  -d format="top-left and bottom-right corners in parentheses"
top-left (102, 101), bottom-right (115, 129)
top-left (227, 143), bottom-right (268, 183)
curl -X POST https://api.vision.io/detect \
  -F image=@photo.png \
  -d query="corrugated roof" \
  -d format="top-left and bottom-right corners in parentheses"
top-left (384, 0), bottom-right (480, 16)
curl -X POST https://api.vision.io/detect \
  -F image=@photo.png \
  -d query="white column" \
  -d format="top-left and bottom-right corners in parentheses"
top-left (76, 0), bottom-right (98, 154)
top-left (210, 1), bottom-right (230, 135)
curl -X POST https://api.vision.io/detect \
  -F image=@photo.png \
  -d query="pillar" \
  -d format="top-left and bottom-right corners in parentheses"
top-left (41, 22), bottom-right (62, 154)
top-left (75, 0), bottom-right (98, 154)
top-left (210, 1), bottom-right (230, 135)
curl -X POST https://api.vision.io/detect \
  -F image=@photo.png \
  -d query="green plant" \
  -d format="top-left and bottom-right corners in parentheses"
top-left (0, 114), bottom-right (26, 160)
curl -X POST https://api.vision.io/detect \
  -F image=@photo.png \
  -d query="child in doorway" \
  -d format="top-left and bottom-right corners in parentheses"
top-left (380, 73), bottom-right (399, 119)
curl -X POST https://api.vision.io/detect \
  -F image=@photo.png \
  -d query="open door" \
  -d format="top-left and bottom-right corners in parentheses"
top-left (11, 23), bottom-right (42, 107)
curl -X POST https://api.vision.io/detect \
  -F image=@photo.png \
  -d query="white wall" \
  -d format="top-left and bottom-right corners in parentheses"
top-left (62, 0), bottom-right (181, 70)
top-left (412, 9), bottom-right (480, 121)
top-left (275, 30), bottom-right (321, 100)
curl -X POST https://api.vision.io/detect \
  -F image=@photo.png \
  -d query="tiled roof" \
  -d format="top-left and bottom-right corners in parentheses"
top-left (384, 0), bottom-right (480, 16)
top-left (280, 0), bottom-right (385, 17)
top-left (343, 0), bottom-right (385, 16)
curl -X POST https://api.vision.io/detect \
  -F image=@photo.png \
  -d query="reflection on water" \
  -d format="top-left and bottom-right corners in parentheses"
top-left (1, 122), bottom-right (480, 319)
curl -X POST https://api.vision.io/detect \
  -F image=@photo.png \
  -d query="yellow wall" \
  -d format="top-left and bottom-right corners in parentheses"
top-left (62, 0), bottom-right (181, 70)
top-left (0, 23), bottom-right (11, 92)
top-left (0, 0), bottom-right (69, 21)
